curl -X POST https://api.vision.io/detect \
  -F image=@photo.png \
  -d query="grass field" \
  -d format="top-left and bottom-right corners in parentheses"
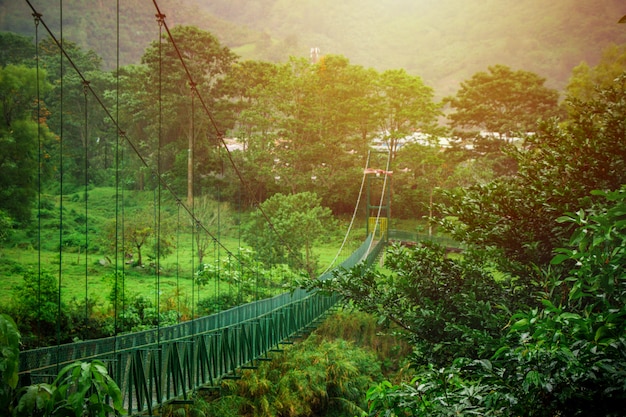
top-left (0, 187), bottom-right (377, 315)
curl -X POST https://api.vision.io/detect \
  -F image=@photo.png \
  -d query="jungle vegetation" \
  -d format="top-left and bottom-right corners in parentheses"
top-left (0, 8), bottom-right (625, 415)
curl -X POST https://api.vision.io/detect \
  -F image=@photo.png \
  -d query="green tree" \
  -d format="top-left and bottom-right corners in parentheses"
top-left (565, 43), bottom-right (626, 108)
top-left (223, 60), bottom-right (283, 153)
top-left (11, 269), bottom-right (65, 347)
top-left (319, 190), bottom-right (626, 417)
top-left (311, 243), bottom-right (508, 366)
top-left (261, 55), bottom-right (378, 214)
top-left (270, 56), bottom-right (358, 198)
top-left (373, 68), bottom-right (443, 160)
top-left (37, 37), bottom-right (110, 189)
top-left (139, 25), bottom-right (237, 202)
top-left (212, 60), bottom-right (284, 207)
top-left (109, 63), bottom-right (154, 191)
top-left (0, 64), bottom-right (54, 224)
top-left (0, 314), bottom-right (20, 413)
top-left (224, 55), bottom-right (373, 214)
top-left (439, 72), bottom-right (626, 273)
top-left (393, 142), bottom-right (459, 227)
top-left (104, 206), bottom-right (174, 268)
top-left (193, 194), bottom-right (233, 265)
top-left (243, 192), bottom-right (335, 277)
top-left (0, 32), bottom-right (36, 67)
top-left (445, 64), bottom-right (559, 155)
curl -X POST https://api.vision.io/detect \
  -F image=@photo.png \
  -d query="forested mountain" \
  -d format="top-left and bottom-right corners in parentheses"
top-left (198, 0), bottom-right (626, 96)
top-left (0, 0), bottom-right (261, 71)
top-left (2, 0), bottom-right (625, 97)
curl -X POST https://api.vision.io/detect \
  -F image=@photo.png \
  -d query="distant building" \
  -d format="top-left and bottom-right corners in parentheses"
top-left (310, 47), bottom-right (320, 64)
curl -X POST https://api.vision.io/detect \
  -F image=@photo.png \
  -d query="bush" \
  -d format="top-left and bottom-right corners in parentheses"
top-left (201, 335), bottom-right (382, 417)
top-left (365, 188), bottom-right (626, 416)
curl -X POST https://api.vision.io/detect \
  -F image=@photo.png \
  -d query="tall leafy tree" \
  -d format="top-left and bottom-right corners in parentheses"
top-left (227, 55), bottom-right (373, 214)
top-left (373, 68), bottom-right (443, 160)
top-left (0, 32), bottom-right (36, 67)
top-left (289, 55), bottom-right (373, 213)
top-left (37, 37), bottom-right (109, 189)
top-left (267, 56), bottom-right (379, 213)
top-left (446, 64), bottom-right (559, 139)
top-left (219, 60), bottom-right (287, 206)
top-left (0, 64), bottom-right (54, 224)
top-left (139, 25), bottom-right (237, 201)
top-left (439, 73), bottom-right (626, 273)
top-left (223, 60), bottom-right (283, 152)
top-left (243, 192), bottom-right (335, 277)
top-left (393, 143), bottom-right (462, 227)
top-left (565, 43), bottom-right (626, 110)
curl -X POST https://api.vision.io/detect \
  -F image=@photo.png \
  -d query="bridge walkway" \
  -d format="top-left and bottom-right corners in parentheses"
top-left (18, 235), bottom-right (386, 416)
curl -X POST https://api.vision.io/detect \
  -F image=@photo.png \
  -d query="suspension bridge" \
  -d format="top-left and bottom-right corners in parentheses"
top-left (18, 235), bottom-right (387, 415)
top-left (5, 1), bottom-right (407, 415)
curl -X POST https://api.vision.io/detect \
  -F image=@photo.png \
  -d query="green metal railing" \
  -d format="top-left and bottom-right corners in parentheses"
top-left (19, 290), bottom-right (339, 415)
top-left (18, 235), bottom-right (386, 415)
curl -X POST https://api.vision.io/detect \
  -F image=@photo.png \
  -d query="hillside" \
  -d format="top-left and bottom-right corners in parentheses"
top-left (1, 0), bottom-right (626, 97)
top-left (0, 0), bottom-right (262, 71)
top-left (197, 0), bottom-right (626, 96)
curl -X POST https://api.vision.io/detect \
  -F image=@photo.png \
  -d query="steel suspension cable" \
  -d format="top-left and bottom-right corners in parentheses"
top-left (320, 150), bottom-right (372, 275)
top-left (33, 10), bottom-right (42, 348)
top-left (189, 83), bottom-right (197, 324)
top-left (190, 83), bottom-right (196, 325)
top-left (56, 0), bottom-right (64, 372)
top-left (149, 0), bottom-right (308, 273)
top-left (82, 80), bottom-right (90, 335)
top-left (156, 10), bottom-right (164, 346)
top-left (366, 149), bottom-right (393, 255)
top-left (114, 0), bottom-right (120, 340)
top-left (176, 201), bottom-right (180, 323)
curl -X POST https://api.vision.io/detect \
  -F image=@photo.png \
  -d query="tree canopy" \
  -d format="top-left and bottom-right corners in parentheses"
top-left (445, 64), bottom-right (559, 139)
top-left (243, 192), bottom-right (335, 277)
top-left (307, 72), bottom-right (626, 417)
top-left (440, 72), bottom-right (626, 272)
top-left (0, 64), bottom-right (54, 224)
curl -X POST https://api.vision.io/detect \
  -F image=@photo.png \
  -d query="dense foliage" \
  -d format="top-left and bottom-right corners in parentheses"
top-left (185, 309), bottom-right (409, 417)
top-left (312, 187), bottom-right (626, 416)
top-left (0, 314), bottom-right (124, 416)
top-left (440, 73), bottom-right (626, 273)
top-left (306, 72), bottom-right (626, 416)
top-left (1, 5), bottom-right (625, 415)
top-left (243, 192), bottom-right (336, 277)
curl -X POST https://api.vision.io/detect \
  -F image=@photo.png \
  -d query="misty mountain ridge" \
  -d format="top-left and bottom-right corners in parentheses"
top-left (2, 0), bottom-right (625, 98)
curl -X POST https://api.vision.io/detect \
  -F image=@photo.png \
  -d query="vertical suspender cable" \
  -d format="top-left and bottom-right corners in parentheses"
top-left (238, 186), bottom-right (242, 305)
top-left (213, 241), bottom-right (217, 311)
top-left (114, 0), bottom-right (119, 339)
top-left (33, 11), bottom-right (42, 348)
top-left (56, 0), bottom-right (64, 371)
top-left (191, 219), bottom-right (195, 323)
top-left (189, 82), bottom-right (196, 329)
top-left (153, 184), bottom-right (158, 307)
top-left (117, 0), bottom-right (126, 337)
top-left (367, 150), bottom-right (392, 255)
top-left (217, 155), bottom-right (221, 311)
top-left (120, 139), bottom-right (126, 333)
top-left (113, 0), bottom-right (122, 378)
top-left (83, 80), bottom-right (90, 334)
top-left (320, 150), bottom-right (371, 275)
top-left (156, 10), bottom-right (165, 348)
top-left (176, 201), bottom-right (180, 323)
